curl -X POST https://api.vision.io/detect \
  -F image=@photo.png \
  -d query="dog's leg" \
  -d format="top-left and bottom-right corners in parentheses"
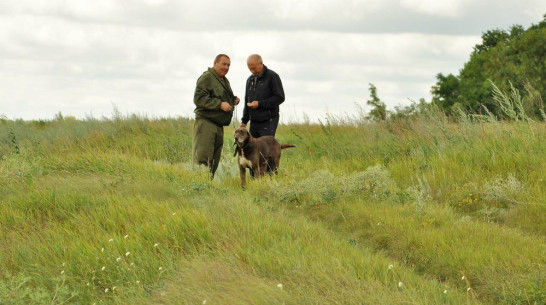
top-left (265, 158), bottom-right (271, 175)
top-left (258, 164), bottom-right (267, 177)
top-left (239, 166), bottom-right (247, 188)
top-left (272, 155), bottom-right (280, 175)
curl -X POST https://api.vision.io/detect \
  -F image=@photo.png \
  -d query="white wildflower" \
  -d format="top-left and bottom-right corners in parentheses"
top-left (101, 266), bottom-right (106, 271)
top-left (388, 264), bottom-right (394, 270)
top-left (467, 287), bottom-right (471, 292)
top-left (108, 238), bottom-right (114, 243)
top-left (277, 283), bottom-right (283, 290)
top-left (101, 247), bottom-right (104, 252)
top-left (443, 290), bottom-right (447, 294)
top-left (104, 288), bottom-right (109, 293)
top-left (461, 276), bottom-right (465, 280)
top-left (202, 300), bottom-right (207, 304)
top-left (159, 267), bottom-right (163, 271)
top-left (172, 212), bottom-right (176, 216)
top-left (116, 257), bottom-right (121, 262)
top-left (125, 251), bottom-right (131, 257)
top-left (154, 243), bottom-right (159, 248)
top-left (124, 235), bottom-right (129, 239)
top-left (398, 281), bottom-right (403, 288)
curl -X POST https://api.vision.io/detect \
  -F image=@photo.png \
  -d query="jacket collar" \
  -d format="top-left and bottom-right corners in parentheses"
top-left (209, 67), bottom-right (227, 81)
top-left (208, 67), bottom-right (233, 97)
top-left (254, 65), bottom-right (268, 79)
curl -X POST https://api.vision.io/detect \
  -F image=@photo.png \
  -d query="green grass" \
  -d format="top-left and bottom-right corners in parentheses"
top-left (0, 113), bottom-right (544, 304)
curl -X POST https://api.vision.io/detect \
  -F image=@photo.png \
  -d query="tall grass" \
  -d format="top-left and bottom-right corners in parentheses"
top-left (0, 111), bottom-right (544, 304)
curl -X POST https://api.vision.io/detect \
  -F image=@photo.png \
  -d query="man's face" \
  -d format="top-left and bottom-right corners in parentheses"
top-left (247, 60), bottom-right (263, 76)
top-left (214, 56), bottom-right (230, 78)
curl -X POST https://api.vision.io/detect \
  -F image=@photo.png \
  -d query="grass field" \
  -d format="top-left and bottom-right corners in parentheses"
top-left (0, 111), bottom-right (544, 304)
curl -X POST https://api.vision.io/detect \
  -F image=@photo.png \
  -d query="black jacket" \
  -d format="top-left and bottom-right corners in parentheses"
top-left (242, 65), bottom-right (285, 123)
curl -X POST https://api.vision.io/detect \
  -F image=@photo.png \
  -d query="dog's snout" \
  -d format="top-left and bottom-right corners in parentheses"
top-left (234, 128), bottom-right (250, 145)
top-left (234, 131), bottom-right (244, 143)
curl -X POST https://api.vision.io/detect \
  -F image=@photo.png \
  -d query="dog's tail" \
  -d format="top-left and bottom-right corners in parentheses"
top-left (280, 144), bottom-right (296, 149)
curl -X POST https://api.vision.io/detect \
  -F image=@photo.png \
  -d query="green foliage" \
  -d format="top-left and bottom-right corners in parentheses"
top-left (0, 114), bottom-right (544, 304)
top-left (489, 80), bottom-right (532, 121)
top-left (431, 73), bottom-right (461, 112)
top-left (367, 83), bottom-right (388, 121)
top-left (0, 274), bottom-right (77, 304)
top-left (432, 15), bottom-right (546, 120)
top-left (270, 165), bottom-right (401, 206)
top-left (472, 27), bottom-right (520, 55)
top-left (390, 98), bottom-right (438, 120)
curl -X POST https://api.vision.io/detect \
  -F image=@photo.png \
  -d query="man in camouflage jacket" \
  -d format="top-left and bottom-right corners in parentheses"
top-left (193, 54), bottom-right (239, 177)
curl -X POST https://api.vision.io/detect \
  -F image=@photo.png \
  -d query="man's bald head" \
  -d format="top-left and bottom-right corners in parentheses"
top-left (247, 54), bottom-right (264, 76)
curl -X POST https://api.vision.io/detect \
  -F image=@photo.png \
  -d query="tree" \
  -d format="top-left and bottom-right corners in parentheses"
top-left (366, 84), bottom-right (387, 121)
top-left (431, 73), bottom-right (460, 112)
top-left (431, 15), bottom-right (546, 119)
top-left (473, 29), bottom-right (509, 54)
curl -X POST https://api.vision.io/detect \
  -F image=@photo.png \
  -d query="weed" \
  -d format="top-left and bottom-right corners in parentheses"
top-left (8, 128), bottom-right (19, 154)
top-left (0, 114), bottom-right (543, 305)
top-left (345, 164), bottom-right (398, 201)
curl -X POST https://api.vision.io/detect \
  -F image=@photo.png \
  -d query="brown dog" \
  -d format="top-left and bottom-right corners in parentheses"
top-left (233, 127), bottom-right (295, 188)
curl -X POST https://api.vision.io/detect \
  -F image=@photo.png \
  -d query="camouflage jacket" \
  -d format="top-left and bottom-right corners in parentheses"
top-left (193, 67), bottom-right (235, 126)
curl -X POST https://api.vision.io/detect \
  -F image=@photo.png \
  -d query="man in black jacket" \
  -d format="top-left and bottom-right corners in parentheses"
top-left (240, 54), bottom-right (285, 138)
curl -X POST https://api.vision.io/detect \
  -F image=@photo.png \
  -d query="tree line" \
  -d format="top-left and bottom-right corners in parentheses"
top-left (367, 14), bottom-right (546, 121)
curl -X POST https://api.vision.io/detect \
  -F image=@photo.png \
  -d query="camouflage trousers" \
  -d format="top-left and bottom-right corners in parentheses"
top-left (192, 118), bottom-right (224, 177)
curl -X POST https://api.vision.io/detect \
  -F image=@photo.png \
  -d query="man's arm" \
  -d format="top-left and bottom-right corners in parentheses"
top-left (194, 74), bottom-right (222, 110)
top-left (257, 73), bottom-right (285, 109)
top-left (241, 100), bottom-right (250, 124)
top-left (241, 78), bottom-right (250, 124)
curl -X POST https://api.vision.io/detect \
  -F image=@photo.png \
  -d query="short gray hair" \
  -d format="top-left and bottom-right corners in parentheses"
top-left (247, 54), bottom-right (263, 64)
top-left (215, 54), bottom-right (230, 63)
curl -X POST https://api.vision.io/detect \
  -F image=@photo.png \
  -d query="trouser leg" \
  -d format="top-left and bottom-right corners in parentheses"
top-left (249, 116), bottom-right (279, 138)
top-left (210, 126), bottom-right (224, 176)
top-left (193, 118), bottom-right (223, 177)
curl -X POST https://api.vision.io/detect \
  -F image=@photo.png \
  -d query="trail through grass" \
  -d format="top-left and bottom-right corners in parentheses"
top-left (0, 115), bottom-right (544, 304)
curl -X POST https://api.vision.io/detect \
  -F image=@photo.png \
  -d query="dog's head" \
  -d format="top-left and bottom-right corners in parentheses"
top-left (234, 127), bottom-right (251, 148)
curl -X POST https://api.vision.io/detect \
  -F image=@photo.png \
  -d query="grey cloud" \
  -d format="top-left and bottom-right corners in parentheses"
top-left (1, 0), bottom-right (544, 122)
top-left (3, 1), bottom-right (543, 35)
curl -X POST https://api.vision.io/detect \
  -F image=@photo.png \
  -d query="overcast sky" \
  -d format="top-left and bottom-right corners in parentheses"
top-left (1, 0), bottom-right (544, 123)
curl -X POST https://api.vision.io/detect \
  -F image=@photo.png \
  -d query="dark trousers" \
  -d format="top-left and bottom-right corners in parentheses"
top-left (248, 116), bottom-right (279, 138)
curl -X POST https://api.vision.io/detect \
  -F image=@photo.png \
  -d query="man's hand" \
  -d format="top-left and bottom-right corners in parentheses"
top-left (247, 100), bottom-right (259, 109)
top-left (220, 101), bottom-right (232, 112)
top-left (240, 123), bottom-right (246, 128)
top-left (234, 96), bottom-right (240, 105)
